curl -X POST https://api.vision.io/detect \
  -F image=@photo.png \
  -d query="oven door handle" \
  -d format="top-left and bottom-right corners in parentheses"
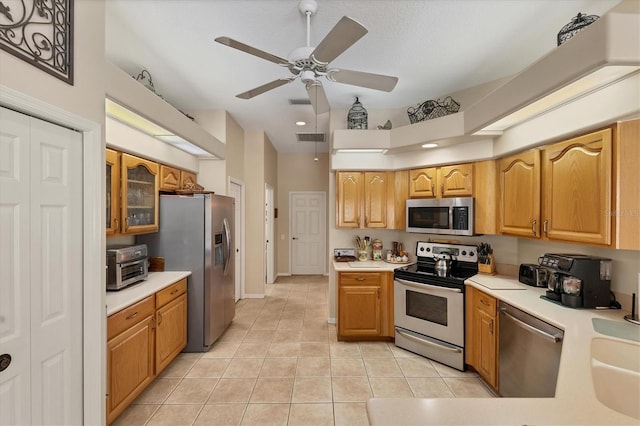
top-left (395, 328), bottom-right (463, 354)
top-left (394, 278), bottom-right (462, 294)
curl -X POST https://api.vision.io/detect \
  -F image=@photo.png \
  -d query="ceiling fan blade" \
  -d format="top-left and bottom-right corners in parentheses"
top-left (237, 78), bottom-right (295, 99)
top-left (310, 16), bottom-right (367, 65)
top-left (328, 69), bottom-right (398, 92)
top-left (215, 36), bottom-right (289, 66)
top-left (306, 81), bottom-right (330, 114)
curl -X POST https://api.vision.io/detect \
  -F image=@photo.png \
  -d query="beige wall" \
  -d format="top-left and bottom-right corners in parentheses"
top-left (226, 113), bottom-right (245, 183)
top-left (276, 152), bottom-right (330, 275)
top-left (0, 2), bottom-right (107, 423)
top-left (0, 1), bottom-right (105, 125)
top-left (243, 131), bottom-right (279, 296)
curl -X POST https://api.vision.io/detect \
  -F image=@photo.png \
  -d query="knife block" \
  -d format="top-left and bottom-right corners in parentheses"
top-left (478, 254), bottom-right (496, 275)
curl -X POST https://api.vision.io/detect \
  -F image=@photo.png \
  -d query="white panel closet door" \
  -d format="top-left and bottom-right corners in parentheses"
top-left (0, 107), bottom-right (83, 425)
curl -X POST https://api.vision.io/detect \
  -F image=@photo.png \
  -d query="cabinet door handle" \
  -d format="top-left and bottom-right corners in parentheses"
top-left (531, 219), bottom-right (537, 236)
top-left (480, 299), bottom-right (490, 307)
top-left (125, 312), bottom-right (138, 320)
top-left (440, 184), bottom-right (444, 196)
top-left (543, 220), bottom-right (549, 236)
top-left (356, 276), bottom-right (366, 281)
top-left (377, 287), bottom-right (380, 298)
top-left (124, 217), bottom-right (129, 231)
top-left (170, 288), bottom-right (179, 295)
top-left (157, 312), bottom-right (162, 325)
top-left (431, 184), bottom-right (435, 195)
top-left (364, 216), bottom-right (369, 226)
top-left (489, 319), bottom-right (494, 335)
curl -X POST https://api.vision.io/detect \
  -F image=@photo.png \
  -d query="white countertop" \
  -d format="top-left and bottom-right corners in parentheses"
top-left (106, 271), bottom-right (191, 316)
top-left (333, 260), bottom-right (413, 272)
top-left (367, 273), bottom-right (640, 425)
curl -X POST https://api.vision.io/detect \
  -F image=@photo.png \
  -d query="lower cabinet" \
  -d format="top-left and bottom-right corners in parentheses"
top-left (465, 286), bottom-right (498, 390)
top-left (155, 280), bottom-right (188, 374)
top-left (337, 271), bottom-right (393, 340)
top-left (106, 278), bottom-right (187, 424)
top-left (106, 296), bottom-right (155, 425)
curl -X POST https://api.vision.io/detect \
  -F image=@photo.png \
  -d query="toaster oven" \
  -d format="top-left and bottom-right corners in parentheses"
top-left (106, 244), bottom-right (149, 290)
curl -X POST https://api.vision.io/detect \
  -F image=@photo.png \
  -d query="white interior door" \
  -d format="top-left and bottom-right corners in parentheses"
top-left (0, 107), bottom-right (83, 425)
top-left (290, 192), bottom-right (326, 275)
top-left (265, 184), bottom-right (275, 284)
top-left (229, 178), bottom-right (244, 301)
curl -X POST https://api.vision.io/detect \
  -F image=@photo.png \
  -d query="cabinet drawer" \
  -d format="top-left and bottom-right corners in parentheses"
top-left (475, 291), bottom-right (496, 316)
top-left (156, 278), bottom-right (187, 308)
top-left (339, 272), bottom-right (382, 286)
top-left (108, 296), bottom-right (155, 340)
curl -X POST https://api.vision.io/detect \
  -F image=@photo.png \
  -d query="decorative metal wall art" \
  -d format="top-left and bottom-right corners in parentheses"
top-left (557, 13), bottom-right (599, 46)
top-left (407, 96), bottom-right (460, 124)
top-left (347, 97), bottom-right (368, 129)
top-left (0, 0), bottom-right (74, 85)
top-left (134, 69), bottom-right (164, 99)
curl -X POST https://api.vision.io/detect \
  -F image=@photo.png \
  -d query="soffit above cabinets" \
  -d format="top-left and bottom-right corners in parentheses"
top-left (466, 0), bottom-right (640, 135)
top-left (105, 61), bottom-right (225, 159)
top-left (333, 0), bottom-right (640, 154)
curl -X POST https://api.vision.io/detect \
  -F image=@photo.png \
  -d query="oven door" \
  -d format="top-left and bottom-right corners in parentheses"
top-left (394, 278), bottom-right (464, 346)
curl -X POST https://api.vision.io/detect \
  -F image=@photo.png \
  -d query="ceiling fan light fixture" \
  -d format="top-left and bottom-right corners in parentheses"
top-left (295, 121), bottom-right (306, 126)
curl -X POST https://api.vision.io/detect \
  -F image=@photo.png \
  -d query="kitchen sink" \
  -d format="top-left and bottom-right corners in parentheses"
top-left (590, 337), bottom-right (640, 420)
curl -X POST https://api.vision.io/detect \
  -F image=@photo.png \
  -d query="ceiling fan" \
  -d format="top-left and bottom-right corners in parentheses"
top-left (214, 0), bottom-right (398, 114)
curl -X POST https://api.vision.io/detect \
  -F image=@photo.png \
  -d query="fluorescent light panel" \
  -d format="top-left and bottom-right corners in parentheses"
top-left (336, 149), bottom-right (388, 154)
top-left (105, 99), bottom-right (217, 158)
top-left (479, 66), bottom-right (640, 133)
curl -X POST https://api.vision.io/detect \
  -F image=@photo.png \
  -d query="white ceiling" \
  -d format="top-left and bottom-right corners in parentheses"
top-left (104, 0), bottom-right (620, 154)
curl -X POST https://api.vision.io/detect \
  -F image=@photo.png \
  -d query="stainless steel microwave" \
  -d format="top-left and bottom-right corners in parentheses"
top-left (406, 197), bottom-right (474, 236)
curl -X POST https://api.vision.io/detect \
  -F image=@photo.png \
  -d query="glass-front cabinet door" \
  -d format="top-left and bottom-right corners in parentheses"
top-left (106, 149), bottom-right (120, 236)
top-left (121, 153), bottom-right (159, 235)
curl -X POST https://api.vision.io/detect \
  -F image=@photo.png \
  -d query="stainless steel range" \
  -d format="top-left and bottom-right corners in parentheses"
top-left (394, 241), bottom-right (478, 371)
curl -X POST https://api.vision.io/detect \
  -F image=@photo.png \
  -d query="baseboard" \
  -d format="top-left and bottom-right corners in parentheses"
top-left (276, 273), bottom-right (292, 278)
top-left (242, 293), bottom-right (265, 299)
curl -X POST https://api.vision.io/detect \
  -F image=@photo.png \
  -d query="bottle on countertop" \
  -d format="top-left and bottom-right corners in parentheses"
top-left (372, 239), bottom-right (383, 260)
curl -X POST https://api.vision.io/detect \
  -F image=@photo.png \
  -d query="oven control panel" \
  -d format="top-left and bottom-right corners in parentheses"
top-left (415, 242), bottom-right (478, 263)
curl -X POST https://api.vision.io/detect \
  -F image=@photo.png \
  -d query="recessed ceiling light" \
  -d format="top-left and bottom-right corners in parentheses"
top-left (295, 121), bottom-right (306, 126)
top-left (421, 143), bottom-right (438, 148)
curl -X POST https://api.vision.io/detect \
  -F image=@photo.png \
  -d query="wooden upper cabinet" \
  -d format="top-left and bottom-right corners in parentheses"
top-left (613, 119), bottom-right (640, 250)
top-left (409, 167), bottom-right (437, 198)
top-left (473, 160), bottom-right (498, 235)
top-left (121, 153), bottom-right (159, 235)
top-left (409, 163), bottom-right (473, 198)
top-left (542, 129), bottom-right (612, 245)
top-left (336, 171), bottom-right (363, 228)
top-left (499, 149), bottom-right (541, 238)
top-left (363, 172), bottom-right (389, 228)
top-left (106, 149), bottom-right (120, 236)
top-left (159, 165), bottom-right (181, 191)
top-left (180, 170), bottom-right (197, 189)
top-left (438, 163), bottom-right (474, 197)
top-left (336, 171), bottom-right (406, 229)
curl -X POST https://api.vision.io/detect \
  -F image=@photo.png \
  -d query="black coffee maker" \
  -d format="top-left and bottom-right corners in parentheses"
top-left (540, 253), bottom-right (612, 309)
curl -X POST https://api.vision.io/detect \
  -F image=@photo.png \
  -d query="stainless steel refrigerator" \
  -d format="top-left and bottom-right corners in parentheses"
top-left (138, 193), bottom-right (235, 352)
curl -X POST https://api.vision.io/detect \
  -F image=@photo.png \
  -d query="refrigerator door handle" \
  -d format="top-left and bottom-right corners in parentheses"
top-left (223, 217), bottom-right (231, 275)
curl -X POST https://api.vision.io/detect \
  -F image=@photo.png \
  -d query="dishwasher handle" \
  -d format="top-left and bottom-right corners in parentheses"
top-left (499, 307), bottom-right (563, 343)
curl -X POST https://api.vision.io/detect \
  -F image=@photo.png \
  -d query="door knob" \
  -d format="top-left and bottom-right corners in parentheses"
top-left (0, 354), bottom-right (11, 372)
top-left (292, 237), bottom-right (298, 240)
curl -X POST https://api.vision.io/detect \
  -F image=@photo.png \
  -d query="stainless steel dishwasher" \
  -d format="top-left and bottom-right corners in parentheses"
top-left (498, 301), bottom-right (564, 397)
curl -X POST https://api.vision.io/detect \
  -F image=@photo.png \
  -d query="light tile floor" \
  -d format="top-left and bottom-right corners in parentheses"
top-left (114, 275), bottom-right (494, 425)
